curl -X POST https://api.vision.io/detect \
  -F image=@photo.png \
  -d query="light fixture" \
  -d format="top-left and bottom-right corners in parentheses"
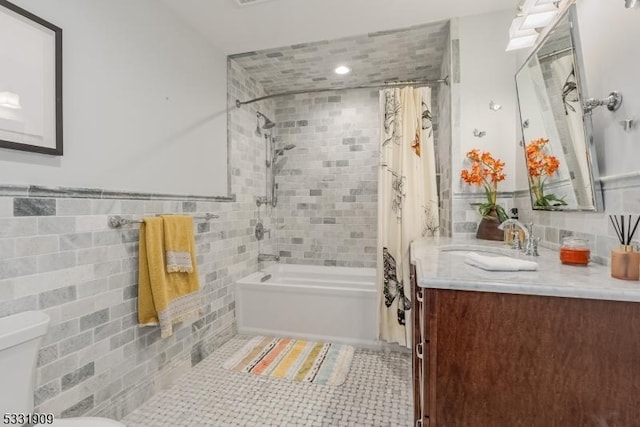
top-left (506, 17), bottom-right (538, 51)
top-left (520, 0), bottom-right (559, 29)
top-left (334, 65), bottom-right (350, 75)
top-left (626, 0), bottom-right (638, 8)
top-left (0, 91), bottom-right (21, 109)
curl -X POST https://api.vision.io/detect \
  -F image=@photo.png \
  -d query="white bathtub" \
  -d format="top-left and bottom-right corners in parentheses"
top-left (235, 264), bottom-right (378, 347)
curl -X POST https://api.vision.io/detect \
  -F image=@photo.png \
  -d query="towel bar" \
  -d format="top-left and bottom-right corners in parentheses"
top-left (108, 213), bottom-right (219, 228)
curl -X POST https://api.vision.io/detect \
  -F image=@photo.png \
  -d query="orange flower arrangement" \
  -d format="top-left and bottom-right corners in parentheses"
top-left (460, 149), bottom-right (508, 222)
top-left (525, 138), bottom-right (567, 208)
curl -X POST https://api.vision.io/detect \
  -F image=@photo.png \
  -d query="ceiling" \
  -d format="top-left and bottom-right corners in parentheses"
top-left (229, 21), bottom-right (450, 95)
top-left (161, 0), bottom-right (516, 55)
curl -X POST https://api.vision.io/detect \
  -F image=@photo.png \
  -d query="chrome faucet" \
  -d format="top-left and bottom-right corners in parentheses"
top-left (258, 253), bottom-right (280, 262)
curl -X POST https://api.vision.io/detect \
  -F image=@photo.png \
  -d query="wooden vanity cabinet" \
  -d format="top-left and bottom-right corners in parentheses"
top-left (410, 269), bottom-right (640, 427)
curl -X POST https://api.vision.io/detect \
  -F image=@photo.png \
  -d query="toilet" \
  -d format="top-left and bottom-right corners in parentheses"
top-left (0, 311), bottom-right (126, 427)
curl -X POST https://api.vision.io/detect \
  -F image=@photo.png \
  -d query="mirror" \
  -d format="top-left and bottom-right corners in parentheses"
top-left (515, 4), bottom-right (603, 211)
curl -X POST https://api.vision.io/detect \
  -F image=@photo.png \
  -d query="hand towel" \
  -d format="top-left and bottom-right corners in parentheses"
top-left (162, 215), bottom-right (194, 273)
top-left (138, 217), bottom-right (201, 338)
top-left (464, 252), bottom-right (538, 271)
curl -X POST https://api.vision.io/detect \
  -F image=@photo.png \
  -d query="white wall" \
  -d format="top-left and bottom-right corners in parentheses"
top-left (0, 0), bottom-right (228, 196)
top-left (575, 0), bottom-right (640, 179)
top-left (455, 9), bottom-right (519, 193)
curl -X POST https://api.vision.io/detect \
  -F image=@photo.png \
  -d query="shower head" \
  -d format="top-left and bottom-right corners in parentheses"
top-left (257, 111), bottom-right (276, 130)
top-left (274, 144), bottom-right (296, 156)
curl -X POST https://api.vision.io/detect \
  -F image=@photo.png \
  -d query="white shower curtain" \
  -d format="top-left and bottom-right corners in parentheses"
top-left (377, 87), bottom-right (439, 347)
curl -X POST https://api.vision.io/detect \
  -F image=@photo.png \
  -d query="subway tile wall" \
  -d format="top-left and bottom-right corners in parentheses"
top-left (0, 59), bottom-right (268, 420)
top-left (270, 89), bottom-right (380, 267)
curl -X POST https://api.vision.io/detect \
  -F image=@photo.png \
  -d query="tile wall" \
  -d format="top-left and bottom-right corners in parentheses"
top-left (269, 89), bottom-right (380, 267)
top-left (0, 59), bottom-right (268, 420)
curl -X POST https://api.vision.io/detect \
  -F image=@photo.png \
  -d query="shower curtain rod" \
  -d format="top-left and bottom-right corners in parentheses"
top-left (235, 76), bottom-right (450, 108)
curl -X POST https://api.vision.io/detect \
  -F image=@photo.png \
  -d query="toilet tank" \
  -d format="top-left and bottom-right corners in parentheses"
top-left (0, 311), bottom-right (50, 415)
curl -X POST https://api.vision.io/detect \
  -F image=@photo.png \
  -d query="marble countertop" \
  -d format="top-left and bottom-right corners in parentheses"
top-left (411, 237), bottom-right (640, 302)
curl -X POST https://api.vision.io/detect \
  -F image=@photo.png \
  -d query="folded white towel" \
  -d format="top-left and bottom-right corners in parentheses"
top-left (464, 252), bottom-right (538, 271)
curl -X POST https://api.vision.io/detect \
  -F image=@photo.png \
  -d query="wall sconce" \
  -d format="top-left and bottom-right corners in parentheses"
top-left (506, 16), bottom-right (538, 51)
top-left (0, 91), bottom-right (21, 109)
top-left (625, 0), bottom-right (638, 8)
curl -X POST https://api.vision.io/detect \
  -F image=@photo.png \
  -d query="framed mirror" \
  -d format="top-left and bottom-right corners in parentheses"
top-left (515, 4), bottom-right (603, 212)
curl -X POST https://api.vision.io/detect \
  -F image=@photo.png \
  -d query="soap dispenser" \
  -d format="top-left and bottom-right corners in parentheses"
top-left (504, 208), bottom-right (522, 245)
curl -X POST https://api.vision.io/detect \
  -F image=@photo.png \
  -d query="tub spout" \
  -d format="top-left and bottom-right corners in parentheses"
top-left (258, 253), bottom-right (280, 262)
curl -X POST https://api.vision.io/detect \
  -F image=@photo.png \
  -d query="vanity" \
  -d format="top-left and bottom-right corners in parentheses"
top-left (410, 238), bottom-right (640, 427)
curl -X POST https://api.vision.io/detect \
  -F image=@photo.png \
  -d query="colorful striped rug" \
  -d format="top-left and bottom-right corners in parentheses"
top-left (223, 336), bottom-right (354, 386)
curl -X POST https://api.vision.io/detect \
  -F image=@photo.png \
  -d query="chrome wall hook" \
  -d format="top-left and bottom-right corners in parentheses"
top-left (489, 101), bottom-right (502, 111)
top-left (583, 91), bottom-right (623, 113)
top-left (473, 128), bottom-right (486, 138)
top-left (620, 119), bottom-right (636, 132)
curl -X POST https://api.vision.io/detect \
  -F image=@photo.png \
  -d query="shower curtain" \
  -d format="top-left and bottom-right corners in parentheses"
top-left (377, 87), bottom-right (439, 347)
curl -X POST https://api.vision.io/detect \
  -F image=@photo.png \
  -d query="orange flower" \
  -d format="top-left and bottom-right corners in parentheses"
top-left (460, 149), bottom-right (506, 187)
top-left (460, 149), bottom-right (508, 221)
top-left (526, 138), bottom-right (560, 178)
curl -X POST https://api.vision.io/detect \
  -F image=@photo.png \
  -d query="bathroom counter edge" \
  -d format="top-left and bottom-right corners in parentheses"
top-left (411, 237), bottom-right (640, 303)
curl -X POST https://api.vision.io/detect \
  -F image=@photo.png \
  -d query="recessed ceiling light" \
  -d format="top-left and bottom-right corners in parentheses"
top-left (334, 65), bottom-right (351, 75)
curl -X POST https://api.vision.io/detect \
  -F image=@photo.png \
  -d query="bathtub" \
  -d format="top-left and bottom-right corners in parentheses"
top-left (235, 264), bottom-right (378, 347)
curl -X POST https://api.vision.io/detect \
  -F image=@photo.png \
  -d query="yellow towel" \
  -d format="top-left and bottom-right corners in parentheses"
top-left (138, 217), bottom-right (201, 338)
top-left (162, 215), bottom-right (195, 273)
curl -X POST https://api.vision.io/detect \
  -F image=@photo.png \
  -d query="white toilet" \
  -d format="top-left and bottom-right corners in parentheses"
top-left (0, 311), bottom-right (125, 427)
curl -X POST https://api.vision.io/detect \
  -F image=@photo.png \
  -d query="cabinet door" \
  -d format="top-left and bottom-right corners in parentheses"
top-left (433, 289), bottom-right (640, 426)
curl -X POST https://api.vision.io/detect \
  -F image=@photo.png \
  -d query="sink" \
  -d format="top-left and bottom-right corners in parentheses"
top-left (440, 244), bottom-right (538, 271)
top-left (440, 244), bottom-right (513, 257)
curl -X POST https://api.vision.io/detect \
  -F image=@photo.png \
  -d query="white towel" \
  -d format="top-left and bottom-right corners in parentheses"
top-left (464, 252), bottom-right (538, 271)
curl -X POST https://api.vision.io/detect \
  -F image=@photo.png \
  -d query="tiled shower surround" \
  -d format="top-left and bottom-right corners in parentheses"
top-left (0, 57), bottom-right (270, 420)
top-left (270, 89), bottom-right (380, 267)
top-left (264, 86), bottom-right (442, 267)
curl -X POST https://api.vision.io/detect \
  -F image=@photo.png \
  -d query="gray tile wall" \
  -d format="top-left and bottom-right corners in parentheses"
top-left (270, 89), bottom-right (380, 267)
top-left (0, 59), bottom-right (269, 421)
top-left (0, 196), bottom-right (243, 419)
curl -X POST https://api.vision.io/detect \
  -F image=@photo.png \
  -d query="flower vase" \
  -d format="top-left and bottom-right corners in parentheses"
top-left (475, 209), bottom-right (504, 241)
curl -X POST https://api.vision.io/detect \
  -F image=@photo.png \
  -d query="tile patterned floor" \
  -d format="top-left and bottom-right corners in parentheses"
top-left (122, 335), bottom-right (412, 427)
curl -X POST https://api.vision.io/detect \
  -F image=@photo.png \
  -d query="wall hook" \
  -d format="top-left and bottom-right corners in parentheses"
top-left (620, 119), bottom-right (636, 132)
top-left (473, 128), bottom-right (486, 138)
top-left (489, 101), bottom-right (502, 111)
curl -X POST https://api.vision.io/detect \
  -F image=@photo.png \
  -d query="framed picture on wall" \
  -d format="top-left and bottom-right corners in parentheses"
top-left (0, 0), bottom-right (62, 155)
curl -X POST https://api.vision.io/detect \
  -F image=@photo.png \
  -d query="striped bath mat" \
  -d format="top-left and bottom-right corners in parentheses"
top-left (223, 336), bottom-right (354, 386)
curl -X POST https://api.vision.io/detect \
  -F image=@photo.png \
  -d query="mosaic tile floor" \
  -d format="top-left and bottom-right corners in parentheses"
top-left (122, 335), bottom-right (412, 427)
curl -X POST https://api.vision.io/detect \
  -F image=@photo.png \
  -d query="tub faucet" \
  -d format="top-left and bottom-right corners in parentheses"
top-left (258, 253), bottom-right (280, 262)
